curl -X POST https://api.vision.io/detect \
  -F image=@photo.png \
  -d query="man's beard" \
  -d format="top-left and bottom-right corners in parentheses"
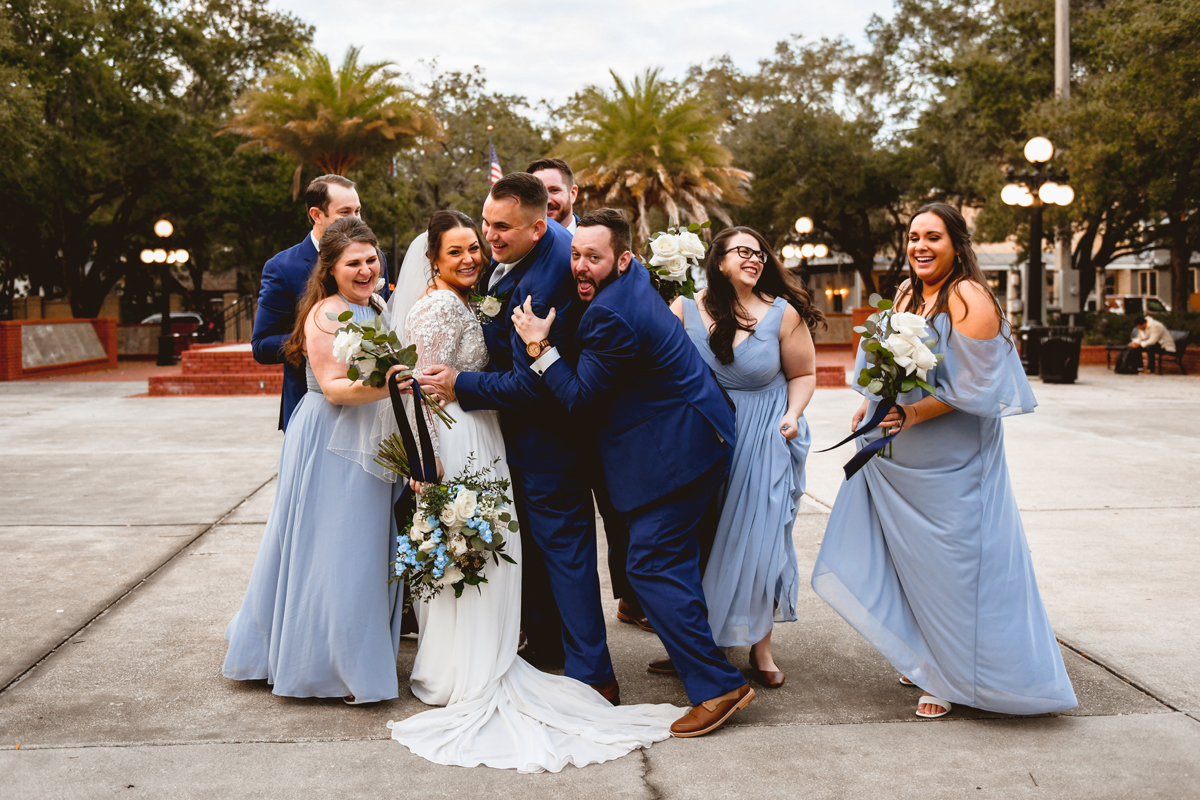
top-left (577, 267), bottom-right (620, 301)
top-left (549, 203), bottom-right (571, 225)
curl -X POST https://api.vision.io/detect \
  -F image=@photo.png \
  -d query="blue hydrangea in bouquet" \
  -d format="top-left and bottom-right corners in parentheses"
top-left (394, 455), bottom-right (518, 603)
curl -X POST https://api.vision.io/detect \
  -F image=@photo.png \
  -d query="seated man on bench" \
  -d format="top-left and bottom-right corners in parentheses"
top-left (1129, 315), bottom-right (1175, 372)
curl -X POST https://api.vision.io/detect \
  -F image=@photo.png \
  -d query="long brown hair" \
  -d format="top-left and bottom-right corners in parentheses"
top-left (896, 203), bottom-right (1009, 341)
top-left (424, 209), bottom-right (490, 296)
top-left (702, 226), bottom-right (825, 365)
top-left (283, 217), bottom-right (381, 367)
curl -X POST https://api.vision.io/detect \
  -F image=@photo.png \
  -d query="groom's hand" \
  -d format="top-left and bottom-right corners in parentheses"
top-left (418, 365), bottom-right (457, 404)
top-left (511, 296), bottom-right (554, 345)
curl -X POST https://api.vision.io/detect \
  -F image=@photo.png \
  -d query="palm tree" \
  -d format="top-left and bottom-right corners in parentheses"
top-left (555, 69), bottom-right (751, 246)
top-left (223, 46), bottom-right (441, 194)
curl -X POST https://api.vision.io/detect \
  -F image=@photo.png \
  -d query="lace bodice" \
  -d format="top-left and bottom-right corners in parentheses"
top-left (404, 290), bottom-right (489, 456)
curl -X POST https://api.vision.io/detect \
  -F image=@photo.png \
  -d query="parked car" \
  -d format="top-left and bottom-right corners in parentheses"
top-left (139, 312), bottom-right (220, 343)
top-left (1088, 294), bottom-right (1171, 315)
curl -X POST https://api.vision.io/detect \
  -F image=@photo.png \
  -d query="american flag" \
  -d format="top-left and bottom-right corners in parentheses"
top-left (489, 141), bottom-right (503, 185)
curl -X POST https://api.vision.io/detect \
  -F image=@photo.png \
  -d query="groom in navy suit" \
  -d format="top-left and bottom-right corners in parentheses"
top-left (251, 174), bottom-right (390, 431)
top-left (417, 173), bottom-right (618, 702)
top-left (511, 208), bottom-right (755, 738)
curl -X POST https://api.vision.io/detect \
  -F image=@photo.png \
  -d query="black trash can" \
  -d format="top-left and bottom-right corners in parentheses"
top-left (1018, 326), bottom-right (1050, 376)
top-left (1038, 328), bottom-right (1084, 384)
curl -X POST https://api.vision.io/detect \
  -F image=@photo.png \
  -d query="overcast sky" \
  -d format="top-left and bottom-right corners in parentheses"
top-left (268, 0), bottom-right (896, 107)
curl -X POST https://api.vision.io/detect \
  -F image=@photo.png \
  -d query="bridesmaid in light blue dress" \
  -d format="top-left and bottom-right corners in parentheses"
top-left (671, 226), bottom-right (822, 688)
top-left (223, 217), bottom-right (405, 703)
top-left (813, 204), bottom-right (1076, 718)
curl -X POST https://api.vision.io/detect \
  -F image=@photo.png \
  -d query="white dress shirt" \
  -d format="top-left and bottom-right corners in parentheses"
top-left (310, 230), bottom-right (320, 251)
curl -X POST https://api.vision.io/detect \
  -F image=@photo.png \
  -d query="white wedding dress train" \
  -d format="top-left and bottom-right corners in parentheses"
top-left (386, 290), bottom-right (680, 773)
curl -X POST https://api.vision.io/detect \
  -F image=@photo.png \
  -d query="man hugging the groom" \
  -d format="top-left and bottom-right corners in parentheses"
top-left (510, 208), bottom-right (755, 738)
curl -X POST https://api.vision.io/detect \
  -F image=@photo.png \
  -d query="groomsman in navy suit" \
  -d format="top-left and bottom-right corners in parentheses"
top-left (527, 158), bottom-right (649, 633)
top-left (510, 209), bottom-right (754, 738)
top-left (251, 174), bottom-right (390, 431)
top-left (417, 173), bottom-right (618, 702)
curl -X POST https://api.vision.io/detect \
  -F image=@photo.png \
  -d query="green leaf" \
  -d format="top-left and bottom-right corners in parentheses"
top-left (916, 379), bottom-right (937, 393)
top-left (878, 299), bottom-right (893, 311)
top-left (500, 553), bottom-right (517, 564)
top-left (700, 220), bottom-right (712, 229)
top-left (325, 312), bottom-right (341, 322)
top-left (857, 371), bottom-right (871, 387)
top-left (868, 292), bottom-right (882, 308)
top-left (499, 511), bottom-right (511, 523)
top-left (864, 351), bottom-right (877, 365)
top-left (338, 310), bottom-right (353, 322)
top-left (471, 535), bottom-right (486, 550)
top-left (867, 379), bottom-right (884, 394)
top-left (508, 520), bottom-right (519, 532)
top-left (688, 222), bottom-right (700, 232)
top-left (864, 340), bottom-right (881, 351)
top-left (347, 365), bottom-right (360, 381)
top-left (853, 326), bottom-right (867, 334)
top-left (901, 378), bottom-right (917, 392)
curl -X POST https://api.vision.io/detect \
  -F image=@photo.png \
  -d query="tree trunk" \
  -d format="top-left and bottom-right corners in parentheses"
top-left (1165, 194), bottom-right (1193, 313)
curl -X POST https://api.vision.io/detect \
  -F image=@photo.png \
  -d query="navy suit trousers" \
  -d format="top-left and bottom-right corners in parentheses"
top-left (509, 463), bottom-right (614, 685)
top-left (624, 456), bottom-right (745, 704)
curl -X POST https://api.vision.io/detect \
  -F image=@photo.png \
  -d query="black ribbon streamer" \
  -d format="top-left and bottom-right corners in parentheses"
top-left (815, 396), bottom-right (900, 480)
top-left (387, 375), bottom-right (441, 532)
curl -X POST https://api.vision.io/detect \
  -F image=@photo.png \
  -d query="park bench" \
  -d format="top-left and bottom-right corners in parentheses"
top-left (1105, 330), bottom-right (1192, 374)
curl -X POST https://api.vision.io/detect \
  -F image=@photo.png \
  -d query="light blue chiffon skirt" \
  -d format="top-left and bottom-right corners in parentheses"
top-left (223, 391), bottom-right (404, 702)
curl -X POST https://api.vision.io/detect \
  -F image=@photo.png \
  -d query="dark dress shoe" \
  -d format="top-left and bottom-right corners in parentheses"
top-left (670, 683), bottom-right (755, 737)
top-left (590, 679), bottom-right (621, 706)
top-left (647, 657), bottom-right (677, 675)
top-left (749, 654), bottom-right (786, 688)
top-left (617, 598), bottom-right (654, 632)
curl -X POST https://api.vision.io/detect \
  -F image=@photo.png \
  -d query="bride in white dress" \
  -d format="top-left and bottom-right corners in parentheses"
top-left (381, 211), bottom-right (680, 773)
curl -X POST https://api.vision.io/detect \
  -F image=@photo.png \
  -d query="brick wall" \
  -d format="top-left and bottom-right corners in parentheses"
top-left (0, 318), bottom-right (118, 380)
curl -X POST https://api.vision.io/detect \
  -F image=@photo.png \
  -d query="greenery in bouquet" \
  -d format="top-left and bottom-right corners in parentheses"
top-left (853, 293), bottom-right (945, 399)
top-left (328, 310), bottom-right (455, 477)
top-left (393, 456), bottom-right (518, 604)
top-left (643, 221), bottom-right (711, 303)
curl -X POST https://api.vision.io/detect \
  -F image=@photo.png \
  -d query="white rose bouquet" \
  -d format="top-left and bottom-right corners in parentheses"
top-left (393, 455), bottom-right (517, 604)
top-left (643, 221), bottom-right (711, 303)
top-left (328, 309), bottom-right (455, 476)
top-left (852, 293), bottom-right (945, 457)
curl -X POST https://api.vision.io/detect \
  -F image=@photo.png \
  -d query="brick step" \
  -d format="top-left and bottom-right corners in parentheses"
top-left (816, 364), bottom-right (847, 388)
top-left (180, 345), bottom-right (282, 377)
top-left (149, 373), bottom-right (283, 396)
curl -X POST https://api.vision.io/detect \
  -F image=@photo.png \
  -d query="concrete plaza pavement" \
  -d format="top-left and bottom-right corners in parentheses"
top-left (1, 367), bottom-right (1197, 798)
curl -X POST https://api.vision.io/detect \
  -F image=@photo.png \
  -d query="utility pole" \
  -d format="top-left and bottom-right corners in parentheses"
top-left (1055, 0), bottom-right (1081, 324)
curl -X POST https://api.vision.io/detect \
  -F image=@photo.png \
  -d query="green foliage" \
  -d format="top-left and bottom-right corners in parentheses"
top-left (555, 68), bottom-right (750, 247)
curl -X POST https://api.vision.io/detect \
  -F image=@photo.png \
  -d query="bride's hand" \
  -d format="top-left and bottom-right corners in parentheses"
top-left (511, 296), bottom-right (554, 345)
top-left (418, 365), bottom-right (457, 403)
top-left (407, 457), bottom-right (444, 493)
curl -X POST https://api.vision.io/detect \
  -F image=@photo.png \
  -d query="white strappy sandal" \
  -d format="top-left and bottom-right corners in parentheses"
top-left (915, 695), bottom-right (952, 718)
top-left (899, 675), bottom-right (917, 687)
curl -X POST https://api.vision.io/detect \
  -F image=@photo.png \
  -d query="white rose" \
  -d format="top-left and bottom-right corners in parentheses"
top-left (448, 534), bottom-right (468, 557)
top-left (452, 489), bottom-right (478, 521)
top-left (480, 296), bottom-right (502, 318)
top-left (677, 230), bottom-right (705, 259)
top-left (418, 538), bottom-right (437, 553)
top-left (439, 566), bottom-right (464, 585)
top-left (331, 329), bottom-right (364, 363)
top-left (912, 344), bottom-right (938, 381)
top-left (438, 505), bottom-right (459, 528)
top-left (649, 233), bottom-right (681, 261)
top-left (651, 253), bottom-right (690, 282)
top-left (885, 332), bottom-right (921, 376)
top-left (888, 312), bottom-right (928, 339)
top-left (410, 516), bottom-right (433, 541)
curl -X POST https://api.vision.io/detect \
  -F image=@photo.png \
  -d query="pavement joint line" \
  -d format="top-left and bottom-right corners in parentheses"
top-left (638, 748), bottom-right (663, 800)
top-left (801, 492), bottom-right (833, 513)
top-left (0, 472), bottom-right (279, 699)
top-left (1054, 637), bottom-right (1184, 714)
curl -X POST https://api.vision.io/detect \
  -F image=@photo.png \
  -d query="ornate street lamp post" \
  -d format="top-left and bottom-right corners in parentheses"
top-left (781, 217), bottom-right (828, 270)
top-left (1001, 137), bottom-right (1074, 326)
top-left (139, 219), bottom-right (189, 367)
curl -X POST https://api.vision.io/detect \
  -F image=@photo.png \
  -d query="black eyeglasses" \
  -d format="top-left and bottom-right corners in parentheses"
top-left (722, 245), bottom-right (766, 263)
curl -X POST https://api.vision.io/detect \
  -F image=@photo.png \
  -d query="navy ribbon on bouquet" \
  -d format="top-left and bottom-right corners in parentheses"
top-left (815, 396), bottom-right (900, 480)
top-left (387, 374), bottom-right (441, 541)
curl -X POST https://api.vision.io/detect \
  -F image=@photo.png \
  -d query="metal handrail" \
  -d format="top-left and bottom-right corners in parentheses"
top-left (218, 294), bottom-right (257, 342)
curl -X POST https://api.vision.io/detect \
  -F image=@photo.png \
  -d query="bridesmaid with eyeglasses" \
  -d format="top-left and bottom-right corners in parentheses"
top-left (668, 226), bottom-right (824, 687)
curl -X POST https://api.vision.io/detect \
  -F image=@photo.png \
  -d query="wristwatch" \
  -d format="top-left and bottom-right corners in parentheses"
top-left (526, 339), bottom-right (552, 358)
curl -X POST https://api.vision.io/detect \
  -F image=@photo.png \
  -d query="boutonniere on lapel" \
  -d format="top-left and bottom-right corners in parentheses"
top-left (470, 289), bottom-right (511, 325)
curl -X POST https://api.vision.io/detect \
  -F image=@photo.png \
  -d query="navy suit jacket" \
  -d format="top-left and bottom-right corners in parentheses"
top-left (522, 261), bottom-right (736, 513)
top-left (252, 233), bottom-right (390, 431)
top-left (454, 219), bottom-right (583, 471)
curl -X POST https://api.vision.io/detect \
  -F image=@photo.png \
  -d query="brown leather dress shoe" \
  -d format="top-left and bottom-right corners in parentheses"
top-left (646, 657), bottom-right (677, 675)
top-left (590, 679), bottom-right (621, 706)
top-left (670, 684), bottom-right (755, 738)
top-left (749, 654), bottom-right (786, 688)
top-left (617, 599), bottom-right (654, 632)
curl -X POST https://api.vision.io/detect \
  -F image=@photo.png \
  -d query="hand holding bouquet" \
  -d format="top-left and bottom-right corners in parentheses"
top-left (394, 456), bottom-right (517, 603)
top-left (328, 309), bottom-right (455, 476)
top-left (853, 294), bottom-right (944, 398)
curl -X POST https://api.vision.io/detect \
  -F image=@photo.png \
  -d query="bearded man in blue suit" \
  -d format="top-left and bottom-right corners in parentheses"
top-left (510, 208), bottom-right (755, 738)
top-left (417, 173), bottom-right (618, 703)
top-left (251, 174), bottom-right (390, 432)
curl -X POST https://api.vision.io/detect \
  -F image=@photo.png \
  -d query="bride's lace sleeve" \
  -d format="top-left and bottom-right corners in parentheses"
top-left (404, 293), bottom-right (465, 458)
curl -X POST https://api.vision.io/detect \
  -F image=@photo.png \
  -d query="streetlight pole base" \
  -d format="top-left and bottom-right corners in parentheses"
top-left (157, 335), bottom-right (176, 367)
